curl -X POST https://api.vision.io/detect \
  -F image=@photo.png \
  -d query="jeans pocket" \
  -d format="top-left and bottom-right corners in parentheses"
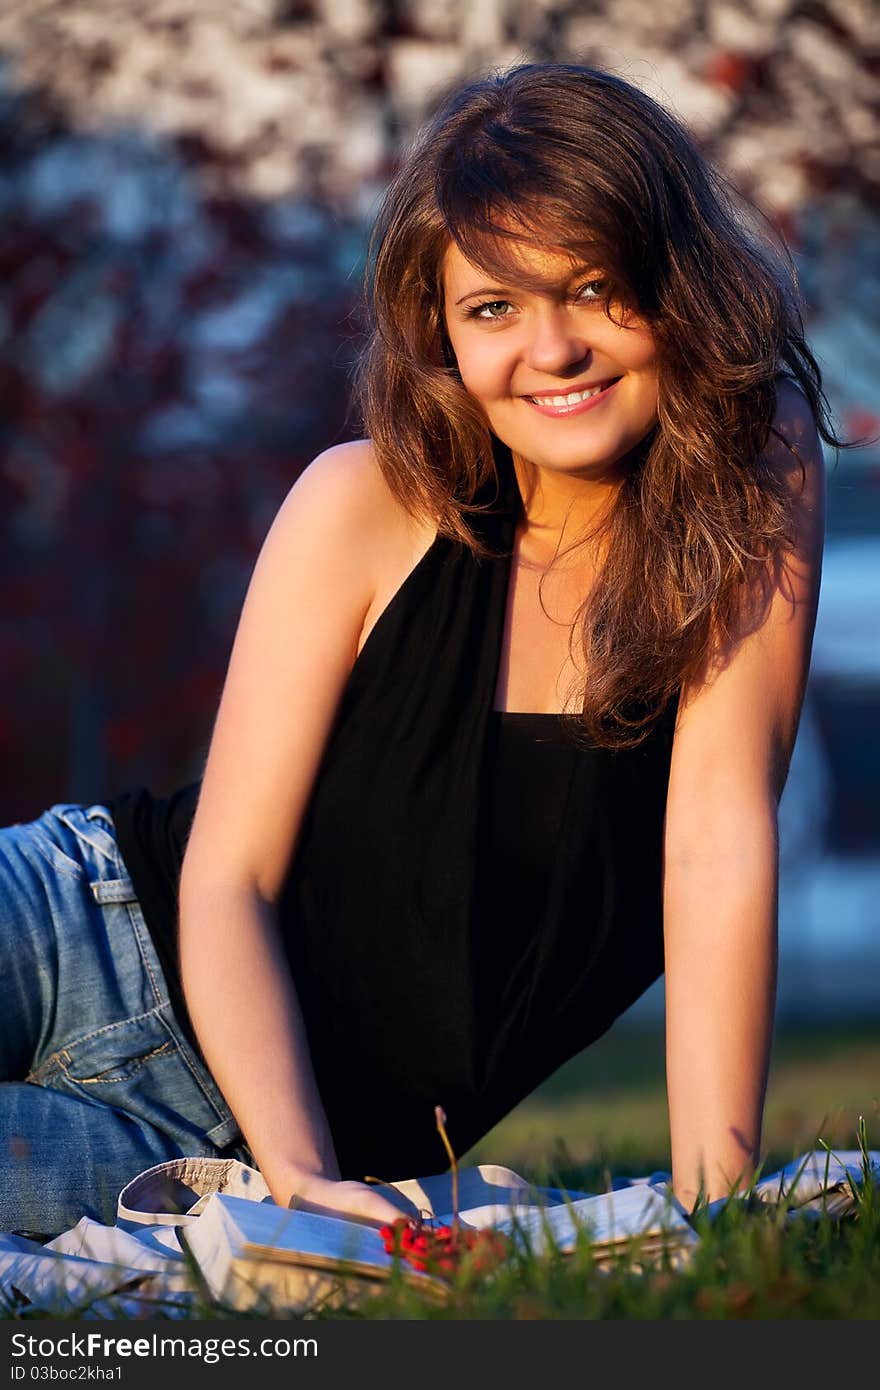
top-left (35, 1009), bottom-right (239, 1153)
top-left (55, 1013), bottom-right (177, 1087)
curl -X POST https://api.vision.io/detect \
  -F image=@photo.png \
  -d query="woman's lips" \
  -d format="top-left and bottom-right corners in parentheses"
top-left (524, 377), bottom-right (621, 417)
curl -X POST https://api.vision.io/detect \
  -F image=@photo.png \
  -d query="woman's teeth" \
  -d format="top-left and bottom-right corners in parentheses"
top-left (529, 381), bottom-right (616, 406)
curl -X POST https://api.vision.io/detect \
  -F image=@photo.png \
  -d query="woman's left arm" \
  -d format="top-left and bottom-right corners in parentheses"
top-left (663, 383), bottom-right (827, 1212)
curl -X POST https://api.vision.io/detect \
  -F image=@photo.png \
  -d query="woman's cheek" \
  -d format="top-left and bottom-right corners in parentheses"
top-left (457, 355), bottom-right (500, 403)
top-left (629, 328), bottom-right (660, 371)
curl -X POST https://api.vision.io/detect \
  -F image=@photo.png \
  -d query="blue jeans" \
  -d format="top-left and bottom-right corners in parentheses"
top-left (0, 802), bottom-right (254, 1239)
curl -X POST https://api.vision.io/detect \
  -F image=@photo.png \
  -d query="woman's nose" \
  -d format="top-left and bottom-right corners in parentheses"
top-left (523, 306), bottom-right (590, 376)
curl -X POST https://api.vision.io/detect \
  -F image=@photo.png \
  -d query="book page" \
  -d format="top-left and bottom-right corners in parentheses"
top-left (494, 1185), bottom-right (697, 1256)
top-left (753, 1149), bottom-right (880, 1208)
top-left (388, 1164), bottom-right (557, 1223)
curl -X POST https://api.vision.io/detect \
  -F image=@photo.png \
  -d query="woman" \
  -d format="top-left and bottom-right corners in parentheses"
top-left (1, 63), bottom-right (831, 1239)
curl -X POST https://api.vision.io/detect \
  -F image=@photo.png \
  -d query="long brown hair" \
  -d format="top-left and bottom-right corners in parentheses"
top-left (353, 62), bottom-right (844, 749)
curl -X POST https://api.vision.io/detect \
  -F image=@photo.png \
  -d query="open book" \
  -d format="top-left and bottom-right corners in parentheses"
top-left (752, 1148), bottom-right (880, 1218)
top-left (179, 1163), bottom-right (697, 1314)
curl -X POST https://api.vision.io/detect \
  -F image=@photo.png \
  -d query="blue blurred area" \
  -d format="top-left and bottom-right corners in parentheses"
top-left (1, 1), bottom-right (878, 1016)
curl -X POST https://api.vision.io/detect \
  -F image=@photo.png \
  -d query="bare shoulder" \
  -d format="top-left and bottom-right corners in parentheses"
top-left (771, 375), bottom-right (822, 446)
top-left (286, 438), bottom-right (431, 587)
top-left (307, 441), bottom-right (438, 658)
top-left (283, 437), bottom-right (395, 544)
top-left (288, 436), bottom-right (378, 494)
top-left (764, 378), bottom-right (826, 514)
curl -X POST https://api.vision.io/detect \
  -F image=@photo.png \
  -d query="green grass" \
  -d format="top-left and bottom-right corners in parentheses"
top-left (4, 1022), bottom-right (879, 1321)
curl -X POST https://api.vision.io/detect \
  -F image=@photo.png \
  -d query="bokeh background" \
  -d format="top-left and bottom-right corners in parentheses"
top-left (2, 0), bottom-right (878, 1163)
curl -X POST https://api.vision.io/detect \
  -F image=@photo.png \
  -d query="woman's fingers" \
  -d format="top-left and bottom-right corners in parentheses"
top-left (288, 1175), bottom-right (420, 1226)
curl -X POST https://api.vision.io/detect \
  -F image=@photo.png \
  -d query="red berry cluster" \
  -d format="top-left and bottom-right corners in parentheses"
top-left (379, 1217), bottom-right (511, 1279)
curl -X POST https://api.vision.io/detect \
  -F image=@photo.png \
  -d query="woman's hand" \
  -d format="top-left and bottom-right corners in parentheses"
top-left (278, 1171), bottom-right (421, 1227)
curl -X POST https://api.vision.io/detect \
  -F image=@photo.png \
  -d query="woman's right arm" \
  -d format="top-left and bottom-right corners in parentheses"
top-left (178, 441), bottom-right (415, 1225)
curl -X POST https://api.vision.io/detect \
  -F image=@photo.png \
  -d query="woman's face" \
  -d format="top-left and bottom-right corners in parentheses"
top-left (442, 239), bottom-right (659, 483)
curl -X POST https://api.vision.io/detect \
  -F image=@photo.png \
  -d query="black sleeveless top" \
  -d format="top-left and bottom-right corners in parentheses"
top-left (108, 442), bottom-right (679, 1180)
top-left (107, 716), bottom-right (586, 1073)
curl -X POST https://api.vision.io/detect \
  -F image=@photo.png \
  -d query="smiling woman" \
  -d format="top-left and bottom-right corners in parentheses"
top-left (0, 62), bottom-right (847, 1240)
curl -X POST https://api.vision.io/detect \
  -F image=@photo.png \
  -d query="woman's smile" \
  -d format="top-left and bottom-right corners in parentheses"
top-left (442, 240), bottom-right (659, 487)
top-left (524, 376), bottom-right (621, 416)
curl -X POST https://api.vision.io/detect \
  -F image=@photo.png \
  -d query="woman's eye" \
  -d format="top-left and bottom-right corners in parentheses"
top-left (576, 279), bottom-right (608, 302)
top-left (471, 299), bottom-right (513, 320)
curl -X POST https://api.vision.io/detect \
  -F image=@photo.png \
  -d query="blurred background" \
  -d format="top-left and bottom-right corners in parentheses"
top-left (1, 0), bottom-right (878, 1125)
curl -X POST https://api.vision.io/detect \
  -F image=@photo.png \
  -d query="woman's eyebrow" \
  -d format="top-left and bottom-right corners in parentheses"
top-left (454, 284), bottom-right (515, 305)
